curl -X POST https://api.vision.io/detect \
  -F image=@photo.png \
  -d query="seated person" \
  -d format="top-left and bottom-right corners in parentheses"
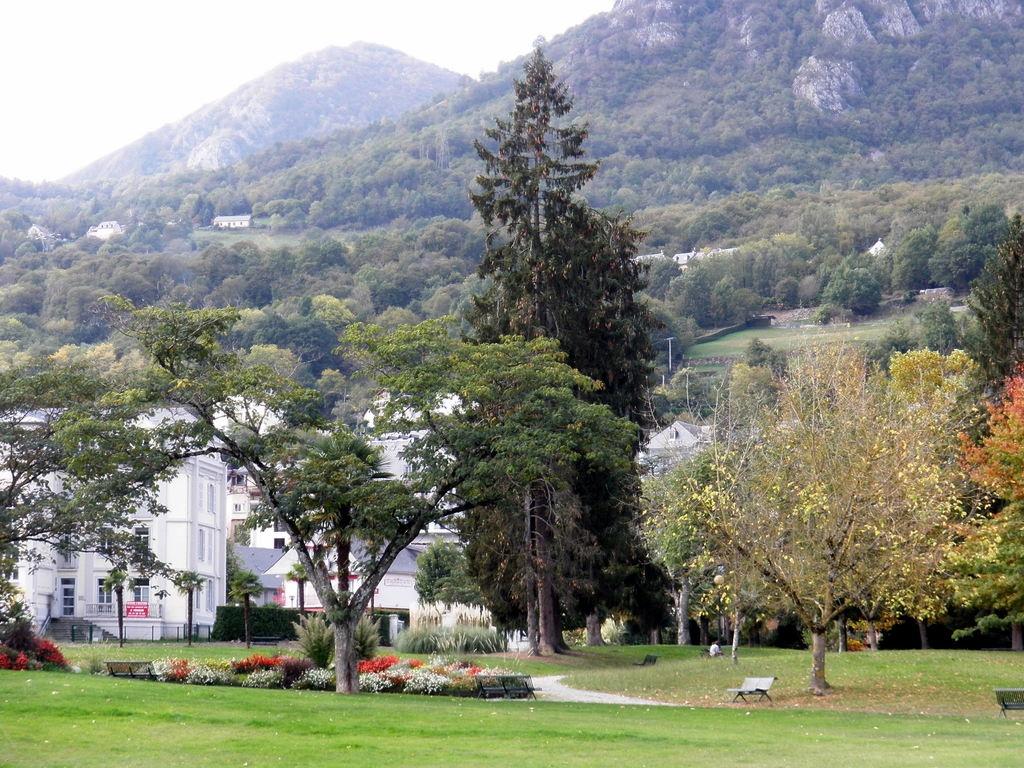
top-left (709, 640), bottom-right (722, 656)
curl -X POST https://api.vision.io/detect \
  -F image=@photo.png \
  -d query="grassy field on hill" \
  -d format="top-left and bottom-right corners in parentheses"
top-left (4, 643), bottom-right (1019, 767)
top-left (682, 320), bottom-right (897, 363)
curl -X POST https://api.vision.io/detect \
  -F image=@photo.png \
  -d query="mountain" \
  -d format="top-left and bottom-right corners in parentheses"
top-left (62, 43), bottom-right (465, 183)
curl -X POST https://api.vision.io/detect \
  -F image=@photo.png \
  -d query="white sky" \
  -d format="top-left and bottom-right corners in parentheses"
top-left (1, 0), bottom-right (614, 182)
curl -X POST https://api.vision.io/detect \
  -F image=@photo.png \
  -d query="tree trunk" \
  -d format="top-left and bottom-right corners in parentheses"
top-left (809, 627), bottom-right (830, 695)
top-left (917, 618), bottom-right (930, 650)
top-left (866, 619), bottom-right (879, 651)
top-left (675, 576), bottom-right (692, 645)
top-left (243, 597), bottom-right (252, 649)
top-left (650, 627), bottom-right (661, 645)
top-left (1013, 623), bottom-right (1024, 651)
top-left (116, 589), bottom-right (124, 648)
top-left (699, 615), bottom-right (709, 646)
top-left (298, 580), bottom-right (306, 616)
top-left (586, 610), bottom-right (606, 646)
top-left (526, 573), bottom-right (540, 656)
top-left (731, 608), bottom-right (741, 665)
top-left (838, 614), bottom-right (847, 653)
top-left (537, 576), bottom-right (559, 655)
top-left (334, 620), bottom-right (359, 694)
top-left (186, 589), bottom-right (194, 647)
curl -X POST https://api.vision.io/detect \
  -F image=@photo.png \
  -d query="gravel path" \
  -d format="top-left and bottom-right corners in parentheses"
top-left (533, 675), bottom-right (678, 706)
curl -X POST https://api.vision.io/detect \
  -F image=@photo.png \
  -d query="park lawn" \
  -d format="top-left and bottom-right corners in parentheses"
top-left (1, 669), bottom-right (1023, 768)
top-left (683, 320), bottom-right (896, 362)
top-left (533, 646), bottom-right (1024, 717)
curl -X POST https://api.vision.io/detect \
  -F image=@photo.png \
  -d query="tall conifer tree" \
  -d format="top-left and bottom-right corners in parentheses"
top-left (969, 212), bottom-right (1024, 386)
top-left (468, 48), bottom-right (658, 653)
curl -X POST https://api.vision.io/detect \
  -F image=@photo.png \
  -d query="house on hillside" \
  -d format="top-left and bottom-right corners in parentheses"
top-left (641, 420), bottom-right (712, 473)
top-left (85, 221), bottom-right (123, 240)
top-left (212, 215), bottom-right (252, 229)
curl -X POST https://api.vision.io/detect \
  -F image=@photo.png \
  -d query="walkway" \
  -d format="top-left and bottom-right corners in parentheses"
top-left (533, 675), bottom-right (678, 706)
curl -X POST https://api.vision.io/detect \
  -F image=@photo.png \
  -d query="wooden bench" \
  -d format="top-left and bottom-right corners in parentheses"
top-left (105, 660), bottom-right (156, 679)
top-left (995, 688), bottom-right (1024, 717)
top-left (633, 654), bottom-right (660, 667)
top-left (727, 676), bottom-right (776, 703)
top-left (251, 636), bottom-right (282, 646)
top-left (475, 673), bottom-right (538, 700)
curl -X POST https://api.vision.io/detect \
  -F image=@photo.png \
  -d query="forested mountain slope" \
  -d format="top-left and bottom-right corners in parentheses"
top-left (62, 43), bottom-right (464, 183)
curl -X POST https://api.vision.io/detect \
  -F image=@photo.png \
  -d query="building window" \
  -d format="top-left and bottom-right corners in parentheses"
top-left (207, 484), bottom-right (216, 515)
top-left (198, 529), bottom-right (205, 562)
top-left (133, 578), bottom-right (150, 603)
top-left (273, 519), bottom-right (286, 532)
top-left (134, 526), bottom-right (150, 551)
top-left (97, 579), bottom-right (112, 605)
top-left (206, 579), bottom-right (214, 612)
top-left (207, 530), bottom-right (214, 563)
top-left (273, 538), bottom-right (285, 550)
top-left (233, 503), bottom-right (243, 513)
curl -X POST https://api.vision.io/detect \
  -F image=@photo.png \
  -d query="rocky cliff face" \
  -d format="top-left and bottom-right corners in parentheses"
top-left (794, 0), bottom-right (1021, 111)
top-left (63, 43), bottom-right (463, 182)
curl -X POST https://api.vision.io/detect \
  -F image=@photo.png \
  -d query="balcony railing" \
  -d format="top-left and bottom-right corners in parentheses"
top-left (84, 603), bottom-right (163, 618)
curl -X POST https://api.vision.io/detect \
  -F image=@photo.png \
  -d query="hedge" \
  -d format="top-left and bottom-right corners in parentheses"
top-left (212, 605), bottom-right (301, 642)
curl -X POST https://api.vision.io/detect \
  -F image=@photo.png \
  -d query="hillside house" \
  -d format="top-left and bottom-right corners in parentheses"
top-left (641, 420), bottom-right (712, 473)
top-left (85, 221), bottom-right (124, 240)
top-left (212, 215), bottom-right (252, 228)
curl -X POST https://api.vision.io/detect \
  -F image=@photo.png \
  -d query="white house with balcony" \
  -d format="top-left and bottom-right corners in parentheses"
top-left (13, 451), bottom-right (229, 643)
top-left (85, 221), bottom-right (124, 240)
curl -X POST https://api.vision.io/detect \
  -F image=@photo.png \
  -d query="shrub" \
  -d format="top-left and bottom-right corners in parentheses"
top-left (280, 657), bottom-right (314, 689)
top-left (185, 663), bottom-right (234, 686)
top-left (601, 619), bottom-right (626, 646)
top-left (393, 626), bottom-right (507, 654)
top-left (294, 613), bottom-right (334, 669)
top-left (354, 615), bottom-right (379, 660)
top-left (242, 668), bottom-right (284, 689)
top-left (357, 655), bottom-right (400, 674)
top-left (231, 654), bottom-right (282, 675)
top-left (212, 605), bottom-right (300, 642)
top-left (404, 668), bottom-right (449, 695)
top-left (294, 667), bottom-right (334, 691)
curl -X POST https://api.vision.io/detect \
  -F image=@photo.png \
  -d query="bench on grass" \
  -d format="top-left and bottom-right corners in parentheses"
top-left (475, 673), bottom-right (538, 700)
top-left (105, 660), bottom-right (156, 679)
top-left (995, 688), bottom-right (1024, 717)
top-left (251, 636), bottom-right (282, 646)
top-left (727, 676), bottom-right (776, 703)
top-left (634, 654), bottom-right (660, 667)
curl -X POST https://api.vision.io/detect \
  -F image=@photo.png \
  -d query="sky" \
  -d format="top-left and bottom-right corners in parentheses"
top-left (1, 0), bottom-right (615, 183)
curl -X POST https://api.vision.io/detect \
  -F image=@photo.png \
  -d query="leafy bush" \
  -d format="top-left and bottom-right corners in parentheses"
top-left (242, 668), bottom-right (284, 689)
top-left (354, 615), bottom-right (379, 660)
top-left (231, 653), bottom-right (282, 675)
top-left (601, 619), bottom-right (626, 646)
top-left (280, 657), bottom-right (314, 689)
top-left (393, 626), bottom-right (507, 654)
top-left (293, 668), bottom-right (335, 691)
top-left (212, 605), bottom-right (300, 642)
top-left (294, 613), bottom-right (334, 668)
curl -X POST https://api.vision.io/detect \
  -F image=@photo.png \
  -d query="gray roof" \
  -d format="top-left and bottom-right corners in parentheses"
top-left (234, 546), bottom-right (286, 575)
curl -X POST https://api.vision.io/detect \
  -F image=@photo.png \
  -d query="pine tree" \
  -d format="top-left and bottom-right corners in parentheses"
top-left (969, 213), bottom-right (1024, 386)
top-left (467, 48), bottom-right (658, 654)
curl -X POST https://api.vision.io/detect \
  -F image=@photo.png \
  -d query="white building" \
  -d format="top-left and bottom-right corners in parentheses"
top-left (641, 420), bottom-right (712, 473)
top-left (85, 221), bottom-right (124, 240)
top-left (211, 215), bottom-right (252, 228)
top-left (15, 452), bottom-right (229, 642)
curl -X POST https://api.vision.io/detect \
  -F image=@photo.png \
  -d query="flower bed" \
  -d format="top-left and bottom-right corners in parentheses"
top-left (81, 652), bottom-right (509, 697)
top-left (356, 655), bottom-right (489, 696)
top-left (0, 638), bottom-right (67, 672)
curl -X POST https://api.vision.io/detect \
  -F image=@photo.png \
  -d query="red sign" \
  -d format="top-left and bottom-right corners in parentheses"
top-left (125, 602), bottom-right (149, 618)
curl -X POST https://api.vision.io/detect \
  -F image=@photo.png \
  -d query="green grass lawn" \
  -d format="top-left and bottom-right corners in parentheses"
top-left (4, 643), bottom-right (1023, 766)
top-left (683, 320), bottom-right (897, 362)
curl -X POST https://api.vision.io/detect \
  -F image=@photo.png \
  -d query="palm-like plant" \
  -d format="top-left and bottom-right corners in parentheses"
top-left (172, 570), bottom-right (204, 646)
top-left (228, 569), bottom-right (262, 648)
top-left (285, 563), bottom-right (308, 615)
top-left (103, 569), bottom-right (129, 648)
